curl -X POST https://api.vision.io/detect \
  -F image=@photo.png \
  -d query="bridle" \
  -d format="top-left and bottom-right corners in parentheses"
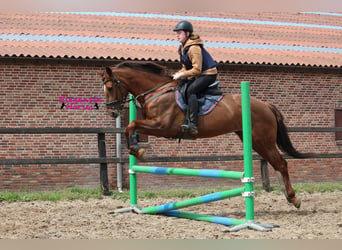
top-left (103, 72), bottom-right (131, 116)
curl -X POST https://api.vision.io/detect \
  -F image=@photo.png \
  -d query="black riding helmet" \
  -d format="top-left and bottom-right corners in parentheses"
top-left (173, 20), bottom-right (193, 33)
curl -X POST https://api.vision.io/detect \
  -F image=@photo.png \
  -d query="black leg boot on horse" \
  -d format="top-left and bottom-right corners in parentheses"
top-left (181, 94), bottom-right (199, 135)
top-left (127, 134), bottom-right (146, 161)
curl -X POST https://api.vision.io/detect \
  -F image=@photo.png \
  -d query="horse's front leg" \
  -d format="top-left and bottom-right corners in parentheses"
top-left (125, 121), bottom-right (146, 161)
top-left (125, 119), bottom-right (169, 161)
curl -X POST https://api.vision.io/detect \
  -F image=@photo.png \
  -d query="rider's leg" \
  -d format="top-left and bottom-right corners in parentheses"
top-left (182, 74), bottom-right (217, 134)
top-left (187, 93), bottom-right (199, 134)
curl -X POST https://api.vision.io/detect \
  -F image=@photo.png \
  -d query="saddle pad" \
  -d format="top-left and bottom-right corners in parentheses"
top-left (175, 90), bottom-right (223, 116)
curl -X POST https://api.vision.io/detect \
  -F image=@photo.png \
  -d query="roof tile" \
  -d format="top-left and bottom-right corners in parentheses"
top-left (0, 12), bottom-right (341, 67)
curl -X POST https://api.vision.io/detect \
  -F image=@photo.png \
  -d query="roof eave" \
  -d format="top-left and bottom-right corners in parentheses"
top-left (0, 55), bottom-right (341, 71)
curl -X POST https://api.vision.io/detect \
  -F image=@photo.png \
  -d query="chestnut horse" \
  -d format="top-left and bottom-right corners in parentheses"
top-left (98, 61), bottom-right (314, 208)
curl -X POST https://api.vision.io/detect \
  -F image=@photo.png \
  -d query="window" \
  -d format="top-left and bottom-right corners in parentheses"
top-left (335, 109), bottom-right (342, 140)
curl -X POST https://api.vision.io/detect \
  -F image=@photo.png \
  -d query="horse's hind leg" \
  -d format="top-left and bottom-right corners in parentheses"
top-left (272, 155), bottom-right (301, 208)
top-left (242, 130), bottom-right (301, 208)
top-left (256, 145), bottom-right (301, 208)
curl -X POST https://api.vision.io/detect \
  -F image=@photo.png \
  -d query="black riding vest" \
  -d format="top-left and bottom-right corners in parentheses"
top-left (178, 45), bottom-right (217, 72)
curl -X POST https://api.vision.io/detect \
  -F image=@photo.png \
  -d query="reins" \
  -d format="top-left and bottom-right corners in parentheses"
top-left (105, 70), bottom-right (176, 110)
top-left (135, 78), bottom-right (175, 107)
top-left (135, 78), bottom-right (174, 101)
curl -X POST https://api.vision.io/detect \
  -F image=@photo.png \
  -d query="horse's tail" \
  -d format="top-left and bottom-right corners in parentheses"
top-left (268, 104), bottom-right (315, 159)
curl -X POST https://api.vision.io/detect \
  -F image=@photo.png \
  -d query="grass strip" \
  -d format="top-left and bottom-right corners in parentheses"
top-left (0, 182), bottom-right (341, 203)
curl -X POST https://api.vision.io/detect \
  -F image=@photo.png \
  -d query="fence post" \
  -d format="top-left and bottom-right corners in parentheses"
top-left (260, 159), bottom-right (271, 192)
top-left (98, 132), bottom-right (110, 195)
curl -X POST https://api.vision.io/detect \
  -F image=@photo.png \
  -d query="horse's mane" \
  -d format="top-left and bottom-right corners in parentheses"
top-left (115, 61), bottom-right (168, 76)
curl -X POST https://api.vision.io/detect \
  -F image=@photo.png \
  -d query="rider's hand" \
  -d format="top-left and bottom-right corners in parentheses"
top-left (172, 72), bottom-right (184, 80)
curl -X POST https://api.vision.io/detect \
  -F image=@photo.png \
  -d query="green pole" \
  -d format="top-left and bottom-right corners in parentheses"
top-left (129, 94), bottom-right (138, 206)
top-left (142, 187), bottom-right (244, 214)
top-left (132, 165), bottom-right (244, 180)
top-left (241, 81), bottom-right (254, 221)
top-left (164, 210), bottom-right (246, 226)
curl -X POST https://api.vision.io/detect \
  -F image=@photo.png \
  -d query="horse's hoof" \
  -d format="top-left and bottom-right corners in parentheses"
top-left (293, 197), bottom-right (301, 209)
top-left (137, 148), bottom-right (146, 162)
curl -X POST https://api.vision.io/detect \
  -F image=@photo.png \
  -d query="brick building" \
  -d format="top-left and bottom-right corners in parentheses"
top-left (0, 12), bottom-right (341, 191)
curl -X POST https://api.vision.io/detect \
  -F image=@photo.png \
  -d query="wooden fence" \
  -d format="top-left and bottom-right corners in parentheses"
top-left (0, 127), bottom-right (341, 193)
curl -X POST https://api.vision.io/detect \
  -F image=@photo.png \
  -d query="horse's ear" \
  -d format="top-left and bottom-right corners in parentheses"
top-left (105, 67), bottom-right (113, 77)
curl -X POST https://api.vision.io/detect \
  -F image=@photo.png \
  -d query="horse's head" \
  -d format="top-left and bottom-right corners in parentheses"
top-left (97, 66), bottom-right (129, 119)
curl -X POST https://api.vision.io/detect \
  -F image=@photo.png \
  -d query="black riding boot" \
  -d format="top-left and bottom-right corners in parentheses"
top-left (182, 94), bottom-right (198, 135)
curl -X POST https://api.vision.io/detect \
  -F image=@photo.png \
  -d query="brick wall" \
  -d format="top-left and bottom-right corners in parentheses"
top-left (0, 59), bottom-right (341, 192)
top-left (0, 61), bottom-right (113, 191)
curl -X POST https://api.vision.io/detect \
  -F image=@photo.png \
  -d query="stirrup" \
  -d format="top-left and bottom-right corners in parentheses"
top-left (189, 126), bottom-right (198, 135)
top-left (181, 123), bottom-right (198, 135)
top-left (181, 123), bottom-right (189, 132)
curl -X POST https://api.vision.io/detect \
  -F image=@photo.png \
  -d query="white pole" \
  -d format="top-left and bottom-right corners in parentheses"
top-left (116, 116), bottom-right (123, 192)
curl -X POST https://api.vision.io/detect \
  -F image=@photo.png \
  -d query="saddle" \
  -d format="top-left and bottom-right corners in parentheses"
top-left (175, 79), bottom-right (223, 116)
top-left (174, 79), bottom-right (223, 140)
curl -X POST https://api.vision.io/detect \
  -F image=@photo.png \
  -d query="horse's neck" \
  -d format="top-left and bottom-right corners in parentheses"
top-left (126, 73), bottom-right (169, 97)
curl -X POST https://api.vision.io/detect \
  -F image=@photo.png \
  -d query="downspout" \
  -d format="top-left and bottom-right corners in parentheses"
top-left (116, 116), bottom-right (123, 192)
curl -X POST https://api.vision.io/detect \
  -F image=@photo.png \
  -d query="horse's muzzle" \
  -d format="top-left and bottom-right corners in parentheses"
top-left (106, 100), bottom-right (122, 119)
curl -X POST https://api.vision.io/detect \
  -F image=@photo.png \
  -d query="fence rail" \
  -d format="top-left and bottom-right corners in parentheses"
top-left (0, 127), bottom-right (124, 195)
top-left (288, 127), bottom-right (342, 132)
top-left (1, 127), bottom-right (341, 134)
top-left (0, 127), bottom-right (341, 193)
top-left (0, 127), bottom-right (124, 134)
top-left (1, 153), bottom-right (341, 165)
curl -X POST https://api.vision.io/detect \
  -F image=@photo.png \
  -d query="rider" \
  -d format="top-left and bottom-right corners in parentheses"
top-left (172, 20), bottom-right (218, 135)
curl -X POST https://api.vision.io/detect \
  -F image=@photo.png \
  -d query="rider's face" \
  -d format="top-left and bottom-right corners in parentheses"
top-left (175, 30), bottom-right (188, 44)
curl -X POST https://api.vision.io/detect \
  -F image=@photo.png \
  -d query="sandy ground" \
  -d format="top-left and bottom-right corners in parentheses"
top-left (0, 190), bottom-right (341, 239)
